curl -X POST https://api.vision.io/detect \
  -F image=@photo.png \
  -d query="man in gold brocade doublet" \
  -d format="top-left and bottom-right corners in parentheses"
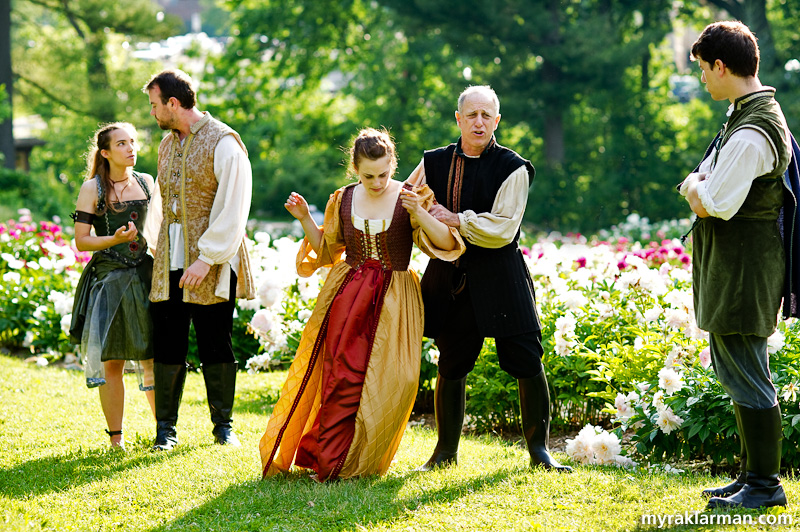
top-left (143, 69), bottom-right (255, 451)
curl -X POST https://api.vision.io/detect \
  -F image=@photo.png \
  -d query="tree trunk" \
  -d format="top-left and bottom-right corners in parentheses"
top-left (542, 1), bottom-right (564, 166)
top-left (544, 109), bottom-right (564, 166)
top-left (86, 32), bottom-right (116, 122)
top-left (742, 0), bottom-right (778, 78)
top-left (0, 0), bottom-right (14, 169)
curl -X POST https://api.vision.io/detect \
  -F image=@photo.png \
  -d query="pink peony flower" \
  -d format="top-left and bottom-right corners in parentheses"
top-left (699, 347), bottom-right (711, 369)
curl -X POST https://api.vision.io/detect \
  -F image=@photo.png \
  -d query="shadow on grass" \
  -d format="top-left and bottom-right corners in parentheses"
top-left (180, 382), bottom-right (281, 417)
top-left (148, 466), bottom-right (522, 532)
top-left (0, 444), bottom-right (195, 499)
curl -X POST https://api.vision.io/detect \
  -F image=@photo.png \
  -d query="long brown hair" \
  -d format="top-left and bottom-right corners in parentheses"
top-left (85, 122), bottom-right (136, 214)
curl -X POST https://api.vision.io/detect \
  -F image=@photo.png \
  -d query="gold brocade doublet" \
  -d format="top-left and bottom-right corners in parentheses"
top-left (150, 113), bottom-right (255, 304)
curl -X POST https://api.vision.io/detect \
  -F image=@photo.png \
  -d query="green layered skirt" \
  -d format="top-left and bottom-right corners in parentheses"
top-left (69, 252), bottom-right (154, 388)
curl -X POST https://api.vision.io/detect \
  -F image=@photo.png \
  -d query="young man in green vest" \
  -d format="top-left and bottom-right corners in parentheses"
top-left (681, 21), bottom-right (791, 509)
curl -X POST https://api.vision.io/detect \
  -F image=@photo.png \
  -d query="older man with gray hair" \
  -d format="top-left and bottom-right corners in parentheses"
top-left (407, 85), bottom-right (571, 472)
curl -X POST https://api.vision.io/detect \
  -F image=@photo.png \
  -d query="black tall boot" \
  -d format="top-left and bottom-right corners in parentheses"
top-left (707, 404), bottom-right (786, 509)
top-left (203, 362), bottom-right (240, 446)
top-left (518, 371), bottom-right (572, 472)
top-left (152, 363), bottom-right (187, 451)
top-left (416, 374), bottom-right (466, 471)
top-left (703, 403), bottom-right (746, 498)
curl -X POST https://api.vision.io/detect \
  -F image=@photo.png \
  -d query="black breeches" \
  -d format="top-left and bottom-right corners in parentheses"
top-left (150, 270), bottom-right (237, 366)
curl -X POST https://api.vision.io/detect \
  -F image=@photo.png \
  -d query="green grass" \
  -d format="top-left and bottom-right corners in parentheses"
top-left (1, 354), bottom-right (799, 531)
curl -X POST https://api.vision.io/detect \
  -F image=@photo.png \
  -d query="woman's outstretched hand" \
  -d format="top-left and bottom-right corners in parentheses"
top-left (285, 192), bottom-right (310, 221)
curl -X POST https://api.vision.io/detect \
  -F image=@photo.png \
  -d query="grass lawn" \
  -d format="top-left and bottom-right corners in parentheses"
top-left (1, 354), bottom-right (798, 531)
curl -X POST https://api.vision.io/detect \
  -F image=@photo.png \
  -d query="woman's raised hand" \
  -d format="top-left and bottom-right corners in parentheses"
top-left (113, 221), bottom-right (138, 243)
top-left (400, 187), bottom-right (424, 220)
top-left (285, 192), bottom-right (310, 220)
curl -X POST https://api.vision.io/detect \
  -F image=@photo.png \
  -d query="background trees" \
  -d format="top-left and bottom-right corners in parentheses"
top-left (6, 0), bottom-right (800, 232)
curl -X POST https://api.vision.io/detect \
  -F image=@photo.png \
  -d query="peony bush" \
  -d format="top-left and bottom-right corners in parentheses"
top-left (0, 211), bottom-right (89, 359)
top-left (4, 211), bottom-right (800, 469)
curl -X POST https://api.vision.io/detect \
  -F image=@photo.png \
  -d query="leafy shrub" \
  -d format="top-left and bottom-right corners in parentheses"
top-left (0, 216), bottom-right (88, 358)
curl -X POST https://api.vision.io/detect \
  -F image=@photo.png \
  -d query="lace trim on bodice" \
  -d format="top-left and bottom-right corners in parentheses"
top-left (342, 184), bottom-right (414, 271)
top-left (351, 213), bottom-right (391, 261)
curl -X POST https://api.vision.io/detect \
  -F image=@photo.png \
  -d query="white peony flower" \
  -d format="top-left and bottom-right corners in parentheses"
top-left (33, 305), bottom-right (48, 321)
top-left (658, 367), bottom-right (684, 395)
top-left (297, 276), bottom-right (321, 301)
top-left (258, 286), bottom-right (282, 309)
top-left (767, 331), bottom-right (785, 355)
top-left (565, 425), bottom-right (597, 464)
top-left (613, 455), bottom-right (637, 468)
top-left (2, 271), bottom-right (21, 284)
top-left (656, 406), bottom-right (684, 435)
top-left (592, 431), bottom-right (622, 465)
top-left (638, 269), bottom-right (668, 297)
top-left (663, 289), bottom-right (692, 310)
top-left (614, 393), bottom-right (634, 422)
top-left (2, 253), bottom-right (25, 269)
top-left (652, 390), bottom-right (666, 412)
top-left (297, 309), bottom-right (313, 321)
top-left (644, 305), bottom-right (663, 322)
top-left (60, 314), bottom-right (72, 335)
top-left (22, 330), bottom-right (35, 347)
top-left (596, 303), bottom-right (615, 321)
top-left (555, 312), bottom-right (577, 334)
top-left (669, 268), bottom-right (692, 283)
top-left (558, 290), bottom-right (588, 310)
top-left (253, 231), bottom-right (271, 245)
top-left (664, 308), bottom-right (691, 330)
top-left (250, 309), bottom-right (275, 337)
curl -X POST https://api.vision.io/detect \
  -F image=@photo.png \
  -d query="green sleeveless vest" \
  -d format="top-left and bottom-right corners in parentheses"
top-left (692, 89), bottom-right (792, 337)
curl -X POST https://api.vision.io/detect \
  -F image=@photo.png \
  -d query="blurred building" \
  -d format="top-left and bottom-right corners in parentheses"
top-left (13, 115), bottom-right (46, 172)
top-left (154, 0), bottom-right (203, 33)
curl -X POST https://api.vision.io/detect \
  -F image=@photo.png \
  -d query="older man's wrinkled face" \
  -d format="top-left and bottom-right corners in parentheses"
top-left (456, 92), bottom-right (500, 156)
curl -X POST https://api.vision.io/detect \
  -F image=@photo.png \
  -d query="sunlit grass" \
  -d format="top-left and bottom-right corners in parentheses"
top-left (1, 354), bottom-right (798, 531)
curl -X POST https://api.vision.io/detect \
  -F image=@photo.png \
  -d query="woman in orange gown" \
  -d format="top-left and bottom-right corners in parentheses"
top-left (259, 128), bottom-right (464, 481)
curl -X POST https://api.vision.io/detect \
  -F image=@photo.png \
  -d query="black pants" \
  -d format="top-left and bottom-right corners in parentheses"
top-left (434, 283), bottom-right (544, 380)
top-left (150, 270), bottom-right (237, 365)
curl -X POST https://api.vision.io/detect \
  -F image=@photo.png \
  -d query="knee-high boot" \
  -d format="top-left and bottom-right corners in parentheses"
top-left (518, 371), bottom-right (572, 472)
top-left (416, 374), bottom-right (466, 471)
top-left (707, 404), bottom-right (786, 509)
top-left (203, 362), bottom-right (240, 446)
top-left (702, 403), bottom-right (746, 497)
top-left (152, 363), bottom-right (187, 451)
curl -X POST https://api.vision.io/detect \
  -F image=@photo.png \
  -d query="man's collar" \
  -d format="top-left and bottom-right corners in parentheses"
top-left (733, 87), bottom-right (776, 111)
top-left (173, 111), bottom-right (211, 138)
top-left (455, 135), bottom-right (497, 158)
top-left (189, 112), bottom-right (211, 134)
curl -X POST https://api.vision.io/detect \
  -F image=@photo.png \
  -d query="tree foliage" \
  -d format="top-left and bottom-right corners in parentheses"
top-left (8, 0), bottom-right (800, 232)
top-left (12, 0), bottom-right (182, 214)
top-left (207, 0), bottom-right (467, 217)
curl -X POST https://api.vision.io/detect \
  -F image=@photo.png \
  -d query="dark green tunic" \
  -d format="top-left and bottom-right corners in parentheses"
top-left (692, 89), bottom-right (792, 337)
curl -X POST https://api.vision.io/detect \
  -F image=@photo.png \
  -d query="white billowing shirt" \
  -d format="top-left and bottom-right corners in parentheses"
top-left (406, 158), bottom-right (529, 248)
top-left (681, 107), bottom-right (777, 220)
